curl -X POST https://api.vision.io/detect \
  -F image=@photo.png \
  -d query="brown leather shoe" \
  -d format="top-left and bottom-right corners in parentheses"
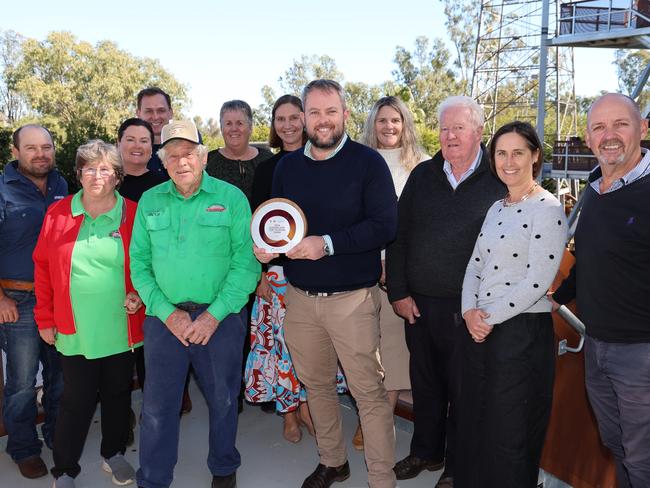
top-left (180, 388), bottom-right (192, 416)
top-left (17, 455), bottom-right (48, 479)
top-left (352, 423), bottom-right (364, 451)
top-left (301, 461), bottom-right (350, 488)
top-left (393, 454), bottom-right (444, 480)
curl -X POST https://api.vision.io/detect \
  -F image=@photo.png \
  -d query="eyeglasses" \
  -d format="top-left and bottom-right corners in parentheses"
top-left (80, 167), bottom-right (115, 178)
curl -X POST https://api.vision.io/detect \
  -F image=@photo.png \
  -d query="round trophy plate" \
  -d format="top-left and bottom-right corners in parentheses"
top-left (251, 198), bottom-right (307, 253)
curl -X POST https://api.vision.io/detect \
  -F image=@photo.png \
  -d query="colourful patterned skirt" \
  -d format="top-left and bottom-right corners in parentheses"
top-left (244, 266), bottom-right (347, 413)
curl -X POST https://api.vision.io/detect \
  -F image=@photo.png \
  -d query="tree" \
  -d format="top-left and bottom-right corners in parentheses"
top-left (0, 127), bottom-right (12, 169)
top-left (615, 49), bottom-right (650, 111)
top-left (344, 81), bottom-right (384, 139)
top-left (278, 54), bottom-right (344, 96)
top-left (0, 29), bottom-right (27, 125)
top-left (254, 84), bottom-right (277, 127)
top-left (392, 36), bottom-right (462, 128)
top-left (439, 0), bottom-right (481, 91)
top-left (10, 31), bottom-right (188, 185)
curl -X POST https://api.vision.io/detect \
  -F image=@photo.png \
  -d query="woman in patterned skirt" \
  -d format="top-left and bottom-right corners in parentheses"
top-left (245, 95), bottom-right (314, 443)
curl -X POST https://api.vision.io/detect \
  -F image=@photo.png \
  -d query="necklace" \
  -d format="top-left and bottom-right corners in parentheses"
top-left (502, 183), bottom-right (538, 207)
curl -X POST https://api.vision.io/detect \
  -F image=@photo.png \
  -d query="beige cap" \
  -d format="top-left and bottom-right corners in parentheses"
top-left (160, 119), bottom-right (200, 147)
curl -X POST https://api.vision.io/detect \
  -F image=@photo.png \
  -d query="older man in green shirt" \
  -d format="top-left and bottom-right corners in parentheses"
top-left (130, 120), bottom-right (260, 488)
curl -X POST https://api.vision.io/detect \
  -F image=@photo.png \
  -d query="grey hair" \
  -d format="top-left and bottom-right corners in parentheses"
top-left (437, 95), bottom-right (485, 129)
top-left (302, 79), bottom-right (347, 111)
top-left (157, 141), bottom-right (209, 162)
top-left (220, 100), bottom-right (253, 128)
top-left (75, 139), bottom-right (123, 186)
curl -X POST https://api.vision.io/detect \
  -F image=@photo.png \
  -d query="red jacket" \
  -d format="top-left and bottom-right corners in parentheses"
top-left (33, 195), bottom-right (145, 347)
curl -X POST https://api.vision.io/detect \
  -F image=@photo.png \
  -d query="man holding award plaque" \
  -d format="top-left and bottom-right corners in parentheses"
top-left (253, 79), bottom-right (398, 488)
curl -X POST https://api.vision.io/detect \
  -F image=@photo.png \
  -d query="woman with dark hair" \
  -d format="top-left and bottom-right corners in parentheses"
top-left (34, 140), bottom-right (145, 488)
top-left (117, 118), bottom-right (165, 202)
top-left (457, 121), bottom-right (567, 487)
top-left (245, 95), bottom-right (315, 443)
top-left (206, 99), bottom-right (272, 207)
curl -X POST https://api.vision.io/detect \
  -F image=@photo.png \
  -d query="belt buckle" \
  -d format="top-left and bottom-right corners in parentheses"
top-left (303, 289), bottom-right (328, 297)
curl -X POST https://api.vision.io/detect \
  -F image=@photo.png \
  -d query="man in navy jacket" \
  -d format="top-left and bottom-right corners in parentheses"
top-left (255, 79), bottom-right (398, 488)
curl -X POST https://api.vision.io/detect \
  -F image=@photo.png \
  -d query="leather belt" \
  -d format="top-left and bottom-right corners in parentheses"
top-left (0, 279), bottom-right (34, 292)
top-left (295, 288), bottom-right (348, 298)
top-left (174, 301), bottom-right (209, 312)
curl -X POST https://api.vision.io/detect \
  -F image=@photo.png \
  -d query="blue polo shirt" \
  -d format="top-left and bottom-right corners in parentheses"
top-left (0, 161), bottom-right (68, 281)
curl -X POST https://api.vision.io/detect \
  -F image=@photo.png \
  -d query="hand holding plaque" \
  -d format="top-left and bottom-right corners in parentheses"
top-left (251, 198), bottom-right (307, 253)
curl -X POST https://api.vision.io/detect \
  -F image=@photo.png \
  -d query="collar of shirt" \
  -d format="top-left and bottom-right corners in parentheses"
top-left (3, 160), bottom-right (62, 189)
top-left (304, 134), bottom-right (348, 161)
top-left (71, 189), bottom-right (123, 221)
top-left (154, 171), bottom-right (218, 199)
top-left (443, 148), bottom-right (482, 189)
top-left (590, 147), bottom-right (650, 194)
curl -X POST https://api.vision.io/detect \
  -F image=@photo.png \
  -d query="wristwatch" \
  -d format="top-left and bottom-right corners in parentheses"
top-left (323, 238), bottom-right (331, 256)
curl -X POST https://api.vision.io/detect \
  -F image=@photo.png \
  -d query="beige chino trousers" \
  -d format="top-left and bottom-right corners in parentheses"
top-left (283, 284), bottom-right (397, 488)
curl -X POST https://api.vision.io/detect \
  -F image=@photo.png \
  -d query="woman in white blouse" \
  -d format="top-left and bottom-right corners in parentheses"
top-left (457, 121), bottom-right (567, 488)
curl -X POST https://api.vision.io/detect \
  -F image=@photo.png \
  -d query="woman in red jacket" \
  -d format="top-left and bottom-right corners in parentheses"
top-left (33, 140), bottom-right (144, 488)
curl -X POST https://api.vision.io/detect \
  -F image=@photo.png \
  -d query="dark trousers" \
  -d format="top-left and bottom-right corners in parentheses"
top-left (137, 308), bottom-right (246, 488)
top-left (405, 294), bottom-right (464, 470)
top-left (52, 350), bottom-right (135, 478)
top-left (456, 313), bottom-right (554, 488)
top-left (585, 335), bottom-right (650, 488)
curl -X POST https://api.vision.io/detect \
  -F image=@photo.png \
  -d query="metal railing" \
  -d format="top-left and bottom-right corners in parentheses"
top-left (556, 305), bottom-right (586, 354)
top-left (559, 0), bottom-right (650, 35)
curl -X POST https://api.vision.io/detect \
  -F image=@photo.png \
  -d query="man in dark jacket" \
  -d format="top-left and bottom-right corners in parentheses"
top-left (255, 79), bottom-right (398, 488)
top-left (0, 125), bottom-right (67, 479)
top-left (552, 93), bottom-right (650, 488)
top-left (387, 96), bottom-right (505, 488)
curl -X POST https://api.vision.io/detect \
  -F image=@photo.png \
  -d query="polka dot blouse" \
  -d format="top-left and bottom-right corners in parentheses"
top-left (461, 189), bottom-right (568, 326)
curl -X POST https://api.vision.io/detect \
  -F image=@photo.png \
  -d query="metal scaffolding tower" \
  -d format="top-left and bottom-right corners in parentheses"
top-left (471, 0), bottom-right (578, 143)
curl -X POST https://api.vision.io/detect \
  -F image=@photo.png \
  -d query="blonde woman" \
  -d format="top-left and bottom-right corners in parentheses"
top-left (353, 96), bottom-right (428, 450)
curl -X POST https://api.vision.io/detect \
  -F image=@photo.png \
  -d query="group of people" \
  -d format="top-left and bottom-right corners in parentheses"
top-left (0, 79), bottom-right (648, 488)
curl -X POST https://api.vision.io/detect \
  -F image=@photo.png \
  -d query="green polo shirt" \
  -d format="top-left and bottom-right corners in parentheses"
top-left (57, 191), bottom-right (141, 359)
top-left (130, 172), bottom-right (260, 322)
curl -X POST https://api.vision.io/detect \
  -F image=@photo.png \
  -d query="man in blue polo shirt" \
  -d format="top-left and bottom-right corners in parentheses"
top-left (0, 124), bottom-right (67, 479)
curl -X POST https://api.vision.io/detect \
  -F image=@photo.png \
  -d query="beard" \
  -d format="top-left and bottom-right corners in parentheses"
top-left (596, 138), bottom-right (627, 166)
top-left (20, 158), bottom-right (55, 179)
top-left (307, 124), bottom-right (344, 149)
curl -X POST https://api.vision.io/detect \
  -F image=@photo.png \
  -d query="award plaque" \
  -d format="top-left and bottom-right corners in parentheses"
top-left (251, 198), bottom-right (307, 253)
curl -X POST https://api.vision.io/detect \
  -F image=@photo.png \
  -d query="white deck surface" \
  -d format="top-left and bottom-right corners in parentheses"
top-left (0, 380), bottom-right (442, 488)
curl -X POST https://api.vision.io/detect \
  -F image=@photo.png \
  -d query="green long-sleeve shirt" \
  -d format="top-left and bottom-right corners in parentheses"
top-left (130, 172), bottom-right (260, 322)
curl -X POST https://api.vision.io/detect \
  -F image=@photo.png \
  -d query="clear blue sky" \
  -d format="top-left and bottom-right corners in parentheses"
top-left (3, 0), bottom-right (618, 121)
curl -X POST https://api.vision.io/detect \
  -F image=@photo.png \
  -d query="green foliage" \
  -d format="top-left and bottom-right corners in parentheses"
top-left (392, 36), bottom-right (462, 128)
top-left (439, 0), bottom-right (480, 90)
top-left (0, 29), bottom-right (27, 125)
top-left (344, 81), bottom-right (384, 140)
top-left (615, 49), bottom-right (650, 110)
top-left (251, 124), bottom-right (270, 144)
top-left (278, 55), bottom-right (343, 96)
top-left (0, 126), bottom-right (12, 169)
top-left (201, 133), bottom-right (223, 152)
top-left (417, 125), bottom-right (440, 157)
top-left (6, 31), bottom-right (188, 187)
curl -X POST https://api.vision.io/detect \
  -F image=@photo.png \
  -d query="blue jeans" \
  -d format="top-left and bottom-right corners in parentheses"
top-left (0, 290), bottom-right (63, 462)
top-left (585, 335), bottom-right (650, 488)
top-left (137, 307), bottom-right (246, 488)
